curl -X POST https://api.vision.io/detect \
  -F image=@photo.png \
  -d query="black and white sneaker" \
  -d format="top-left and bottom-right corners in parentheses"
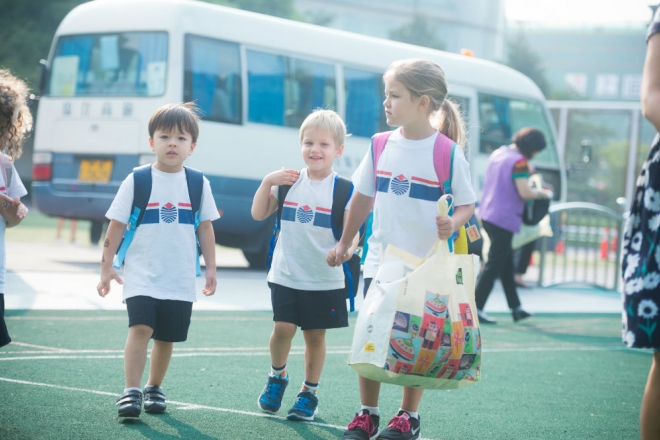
top-left (377, 411), bottom-right (420, 440)
top-left (116, 389), bottom-right (142, 418)
top-left (143, 385), bottom-right (167, 414)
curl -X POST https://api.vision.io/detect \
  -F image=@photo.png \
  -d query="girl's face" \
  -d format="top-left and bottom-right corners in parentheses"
top-left (383, 78), bottom-right (424, 128)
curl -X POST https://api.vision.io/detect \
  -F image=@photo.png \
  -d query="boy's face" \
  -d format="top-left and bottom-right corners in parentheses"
top-left (149, 127), bottom-right (196, 173)
top-left (301, 127), bottom-right (343, 178)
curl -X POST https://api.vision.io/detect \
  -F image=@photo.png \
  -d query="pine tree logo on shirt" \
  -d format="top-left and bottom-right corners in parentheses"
top-left (161, 203), bottom-right (177, 223)
top-left (390, 174), bottom-right (410, 195)
top-left (297, 205), bottom-right (314, 223)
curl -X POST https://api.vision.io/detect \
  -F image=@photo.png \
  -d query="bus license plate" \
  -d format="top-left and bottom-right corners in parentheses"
top-left (78, 159), bottom-right (113, 183)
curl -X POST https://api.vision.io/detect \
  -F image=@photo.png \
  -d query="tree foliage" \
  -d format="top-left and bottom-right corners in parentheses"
top-left (388, 14), bottom-right (446, 51)
top-left (0, 0), bottom-right (302, 91)
top-left (505, 32), bottom-right (551, 98)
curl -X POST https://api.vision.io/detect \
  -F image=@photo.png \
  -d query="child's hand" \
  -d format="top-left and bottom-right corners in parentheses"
top-left (329, 242), bottom-right (350, 267)
top-left (265, 168), bottom-right (299, 187)
top-left (202, 272), bottom-right (216, 296)
top-left (435, 215), bottom-right (456, 240)
top-left (97, 266), bottom-right (123, 297)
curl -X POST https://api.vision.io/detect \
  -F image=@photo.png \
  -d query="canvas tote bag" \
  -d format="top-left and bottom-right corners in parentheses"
top-left (348, 195), bottom-right (481, 390)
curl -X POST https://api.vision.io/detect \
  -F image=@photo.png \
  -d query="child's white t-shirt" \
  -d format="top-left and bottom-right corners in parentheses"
top-left (352, 129), bottom-right (476, 278)
top-left (0, 154), bottom-right (27, 293)
top-left (106, 167), bottom-right (220, 302)
top-left (267, 168), bottom-right (350, 291)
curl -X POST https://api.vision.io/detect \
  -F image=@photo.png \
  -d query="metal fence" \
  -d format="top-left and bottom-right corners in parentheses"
top-left (537, 201), bottom-right (626, 291)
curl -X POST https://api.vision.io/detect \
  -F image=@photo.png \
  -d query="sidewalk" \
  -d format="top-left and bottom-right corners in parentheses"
top-left (5, 240), bottom-right (622, 313)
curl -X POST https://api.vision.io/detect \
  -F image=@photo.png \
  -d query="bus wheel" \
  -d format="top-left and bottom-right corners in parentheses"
top-left (242, 249), bottom-right (267, 270)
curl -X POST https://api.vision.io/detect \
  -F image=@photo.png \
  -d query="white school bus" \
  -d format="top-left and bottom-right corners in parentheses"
top-left (32, 0), bottom-right (565, 267)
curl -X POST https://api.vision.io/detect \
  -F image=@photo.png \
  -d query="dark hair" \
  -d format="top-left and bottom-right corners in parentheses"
top-left (148, 102), bottom-right (201, 143)
top-left (512, 127), bottom-right (546, 159)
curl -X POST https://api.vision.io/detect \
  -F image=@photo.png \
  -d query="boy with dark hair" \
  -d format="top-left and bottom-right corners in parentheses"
top-left (97, 102), bottom-right (219, 418)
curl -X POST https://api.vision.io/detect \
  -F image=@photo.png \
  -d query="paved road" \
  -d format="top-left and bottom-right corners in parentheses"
top-left (5, 240), bottom-right (622, 314)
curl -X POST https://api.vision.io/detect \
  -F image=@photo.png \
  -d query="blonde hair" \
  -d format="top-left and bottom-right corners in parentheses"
top-left (0, 69), bottom-right (33, 161)
top-left (148, 102), bottom-right (201, 143)
top-left (299, 109), bottom-right (347, 148)
top-left (383, 59), bottom-right (467, 150)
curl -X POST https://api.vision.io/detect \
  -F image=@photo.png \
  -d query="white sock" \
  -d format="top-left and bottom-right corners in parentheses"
top-left (124, 387), bottom-right (141, 394)
top-left (361, 405), bottom-right (379, 416)
top-left (400, 408), bottom-right (419, 419)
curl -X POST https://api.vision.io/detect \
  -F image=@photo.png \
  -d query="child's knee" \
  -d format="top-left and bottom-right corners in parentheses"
top-left (128, 324), bottom-right (154, 340)
top-left (272, 321), bottom-right (297, 339)
top-left (303, 329), bottom-right (326, 346)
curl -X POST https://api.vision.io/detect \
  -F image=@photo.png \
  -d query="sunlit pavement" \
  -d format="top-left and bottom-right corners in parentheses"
top-left (5, 240), bottom-right (621, 313)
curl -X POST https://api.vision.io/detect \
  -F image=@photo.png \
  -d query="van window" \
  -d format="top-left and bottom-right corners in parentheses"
top-left (344, 68), bottom-right (388, 138)
top-left (247, 50), bottom-right (336, 127)
top-left (184, 35), bottom-right (241, 124)
top-left (48, 32), bottom-right (168, 97)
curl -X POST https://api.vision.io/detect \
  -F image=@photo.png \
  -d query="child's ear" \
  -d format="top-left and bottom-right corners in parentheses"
top-left (419, 95), bottom-right (430, 111)
top-left (189, 142), bottom-right (197, 155)
top-left (148, 137), bottom-right (155, 151)
top-left (335, 144), bottom-right (345, 157)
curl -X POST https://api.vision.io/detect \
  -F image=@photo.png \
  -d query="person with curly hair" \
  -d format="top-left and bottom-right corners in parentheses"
top-left (0, 68), bottom-right (31, 347)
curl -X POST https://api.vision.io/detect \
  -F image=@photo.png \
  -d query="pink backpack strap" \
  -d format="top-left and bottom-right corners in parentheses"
top-left (433, 132), bottom-right (456, 196)
top-left (371, 131), bottom-right (394, 190)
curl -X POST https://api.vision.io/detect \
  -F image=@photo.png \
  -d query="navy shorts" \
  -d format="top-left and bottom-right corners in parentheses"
top-left (269, 283), bottom-right (348, 331)
top-left (126, 296), bottom-right (193, 343)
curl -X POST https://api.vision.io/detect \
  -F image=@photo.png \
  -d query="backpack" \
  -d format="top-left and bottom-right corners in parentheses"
top-left (369, 130), bottom-right (477, 254)
top-left (267, 175), bottom-right (361, 312)
top-left (113, 164), bottom-right (205, 276)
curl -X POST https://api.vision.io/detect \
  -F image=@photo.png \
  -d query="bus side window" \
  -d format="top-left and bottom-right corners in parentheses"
top-left (184, 35), bottom-right (241, 124)
top-left (478, 93), bottom-right (512, 154)
top-left (343, 68), bottom-right (388, 138)
top-left (247, 50), bottom-right (336, 128)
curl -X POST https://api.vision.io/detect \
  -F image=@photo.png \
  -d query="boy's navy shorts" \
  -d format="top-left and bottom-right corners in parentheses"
top-left (269, 283), bottom-right (348, 331)
top-left (125, 296), bottom-right (193, 343)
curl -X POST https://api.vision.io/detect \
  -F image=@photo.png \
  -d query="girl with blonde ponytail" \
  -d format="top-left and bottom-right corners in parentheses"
top-left (328, 58), bottom-right (476, 440)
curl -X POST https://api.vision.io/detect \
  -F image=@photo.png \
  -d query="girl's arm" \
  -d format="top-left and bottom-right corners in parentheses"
top-left (0, 195), bottom-right (27, 227)
top-left (251, 168), bottom-right (299, 221)
top-left (436, 203), bottom-right (475, 239)
top-left (97, 219), bottom-right (125, 297)
top-left (330, 191), bottom-right (373, 266)
top-left (642, 33), bottom-right (660, 132)
top-left (197, 219), bottom-right (217, 296)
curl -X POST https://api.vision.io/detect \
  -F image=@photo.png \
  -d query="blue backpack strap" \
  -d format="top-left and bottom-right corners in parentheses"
top-left (266, 184), bottom-right (291, 271)
top-left (184, 166), bottom-right (204, 276)
top-left (113, 164), bottom-right (153, 269)
top-left (331, 175), bottom-right (356, 312)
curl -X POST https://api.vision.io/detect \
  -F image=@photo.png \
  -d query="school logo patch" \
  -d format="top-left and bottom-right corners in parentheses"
top-left (296, 205), bottom-right (314, 223)
top-left (390, 174), bottom-right (410, 195)
top-left (160, 203), bottom-right (177, 223)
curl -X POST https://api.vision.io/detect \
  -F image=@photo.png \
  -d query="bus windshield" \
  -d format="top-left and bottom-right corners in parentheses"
top-left (478, 93), bottom-right (559, 168)
top-left (47, 32), bottom-right (168, 97)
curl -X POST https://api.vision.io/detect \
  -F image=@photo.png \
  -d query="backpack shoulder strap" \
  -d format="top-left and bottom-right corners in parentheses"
top-left (433, 132), bottom-right (456, 197)
top-left (184, 166), bottom-right (204, 219)
top-left (371, 131), bottom-right (394, 177)
top-left (184, 166), bottom-right (205, 276)
top-left (113, 164), bottom-right (152, 269)
top-left (331, 175), bottom-right (353, 242)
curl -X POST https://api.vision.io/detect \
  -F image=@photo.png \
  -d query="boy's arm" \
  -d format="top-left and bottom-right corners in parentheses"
top-left (0, 195), bottom-right (27, 227)
top-left (436, 203), bottom-right (475, 240)
top-left (327, 210), bottom-right (361, 266)
top-left (330, 191), bottom-right (373, 266)
top-left (197, 219), bottom-right (216, 296)
top-left (251, 168), bottom-right (299, 221)
top-left (97, 219), bottom-right (125, 297)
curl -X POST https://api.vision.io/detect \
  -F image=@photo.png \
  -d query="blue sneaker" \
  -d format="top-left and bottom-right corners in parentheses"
top-left (286, 390), bottom-right (319, 421)
top-left (257, 374), bottom-right (288, 414)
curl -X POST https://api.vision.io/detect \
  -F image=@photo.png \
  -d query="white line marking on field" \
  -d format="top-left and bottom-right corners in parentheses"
top-left (0, 377), bottom-right (347, 431)
top-left (8, 342), bottom-right (69, 351)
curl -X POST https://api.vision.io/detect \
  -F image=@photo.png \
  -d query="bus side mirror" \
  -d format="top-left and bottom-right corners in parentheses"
top-left (37, 59), bottom-right (48, 96)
